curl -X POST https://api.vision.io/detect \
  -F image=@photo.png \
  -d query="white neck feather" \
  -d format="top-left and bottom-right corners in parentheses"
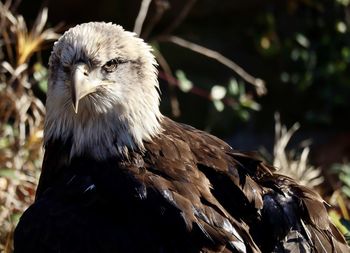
top-left (44, 91), bottom-right (163, 160)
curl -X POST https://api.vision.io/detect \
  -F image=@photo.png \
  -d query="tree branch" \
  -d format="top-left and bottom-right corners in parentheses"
top-left (158, 35), bottom-right (267, 96)
top-left (133, 0), bottom-right (152, 36)
top-left (154, 48), bottom-right (181, 117)
top-left (141, 0), bottom-right (169, 40)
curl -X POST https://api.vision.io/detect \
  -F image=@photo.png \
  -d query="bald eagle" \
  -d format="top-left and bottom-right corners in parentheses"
top-left (14, 22), bottom-right (349, 253)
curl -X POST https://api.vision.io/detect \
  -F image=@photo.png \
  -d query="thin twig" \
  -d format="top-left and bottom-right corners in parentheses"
top-left (162, 0), bottom-right (197, 35)
top-left (141, 0), bottom-right (169, 39)
top-left (154, 49), bottom-right (181, 117)
top-left (133, 0), bottom-right (152, 36)
top-left (2, 30), bottom-right (15, 65)
top-left (158, 35), bottom-right (267, 96)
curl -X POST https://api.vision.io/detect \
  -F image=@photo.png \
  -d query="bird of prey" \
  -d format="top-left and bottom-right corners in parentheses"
top-left (14, 22), bottom-right (349, 253)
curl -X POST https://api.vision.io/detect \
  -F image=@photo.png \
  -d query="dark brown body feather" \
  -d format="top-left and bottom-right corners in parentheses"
top-left (14, 117), bottom-right (349, 253)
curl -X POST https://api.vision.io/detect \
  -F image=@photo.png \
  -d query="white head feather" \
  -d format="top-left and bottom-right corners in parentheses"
top-left (45, 22), bottom-right (162, 159)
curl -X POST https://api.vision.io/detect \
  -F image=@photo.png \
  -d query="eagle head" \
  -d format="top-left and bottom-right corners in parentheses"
top-left (45, 22), bottom-right (162, 159)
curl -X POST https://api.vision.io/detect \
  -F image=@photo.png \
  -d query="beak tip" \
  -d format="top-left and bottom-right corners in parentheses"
top-left (73, 102), bottom-right (79, 114)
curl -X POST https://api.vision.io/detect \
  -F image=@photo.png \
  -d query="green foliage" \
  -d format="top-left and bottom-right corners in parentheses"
top-left (33, 63), bottom-right (49, 93)
top-left (175, 70), bottom-right (260, 122)
top-left (332, 163), bottom-right (350, 198)
top-left (340, 218), bottom-right (350, 244)
top-left (329, 210), bottom-right (350, 245)
top-left (329, 163), bottom-right (350, 244)
top-left (253, 0), bottom-right (350, 126)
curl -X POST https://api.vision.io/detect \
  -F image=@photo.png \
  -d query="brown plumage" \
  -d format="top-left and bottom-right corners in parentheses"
top-left (14, 22), bottom-right (349, 253)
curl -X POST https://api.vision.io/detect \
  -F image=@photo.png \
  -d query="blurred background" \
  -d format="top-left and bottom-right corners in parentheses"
top-left (1, 0), bottom-right (350, 251)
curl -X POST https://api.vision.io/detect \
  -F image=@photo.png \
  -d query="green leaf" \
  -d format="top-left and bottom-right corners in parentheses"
top-left (337, 0), bottom-right (350, 7)
top-left (329, 210), bottom-right (349, 235)
top-left (339, 173), bottom-right (350, 187)
top-left (280, 72), bottom-right (290, 83)
top-left (238, 110), bottom-right (250, 121)
top-left (38, 80), bottom-right (48, 93)
top-left (33, 63), bottom-right (48, 93)
top-left (228, 79), bottom-right (239, 95)
top-left (238, 82), bottom-right (246, 95)
top-left (296, 33), bottom-right (310, 48)
top-left (11, 212), bottom-right (22, 226)
top-left (0, 137), bottom-right (10, 149)
top-left (211, 85), bottom-right (226, 100)
top-left (0, 169), bottom-right (18, 180)
top-left (341, 186), bottom-right (350, 198)
top-left (213, 100), bottom-right (225, 112)
top-left (341, 47), bottom-right (350, 60)
top-left (239, 96), bottom-right (261, 111)
top-left (336, 21), bottom-right (347, 33)
top-left (175, 70), bottom-right (193, 92)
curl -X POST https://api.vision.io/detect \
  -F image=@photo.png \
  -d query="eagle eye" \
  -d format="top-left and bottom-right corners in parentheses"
top-left (102, 59), bottom-right (118, 73)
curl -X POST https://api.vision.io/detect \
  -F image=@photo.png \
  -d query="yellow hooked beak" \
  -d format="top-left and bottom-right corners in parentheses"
top-left (71, 63), bottom-right (100, 114)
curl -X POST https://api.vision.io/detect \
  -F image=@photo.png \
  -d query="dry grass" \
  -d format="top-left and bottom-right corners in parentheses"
top-left (0, 2), bottom-right (59, 252)
top-left (272, 113), bottom-right (324, 188)
top-left (260, 113), bottom-right (323, 188)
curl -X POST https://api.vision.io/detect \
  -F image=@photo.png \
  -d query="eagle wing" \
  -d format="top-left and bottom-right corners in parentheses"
top-left (140, 117), bottom-right (349, 253)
